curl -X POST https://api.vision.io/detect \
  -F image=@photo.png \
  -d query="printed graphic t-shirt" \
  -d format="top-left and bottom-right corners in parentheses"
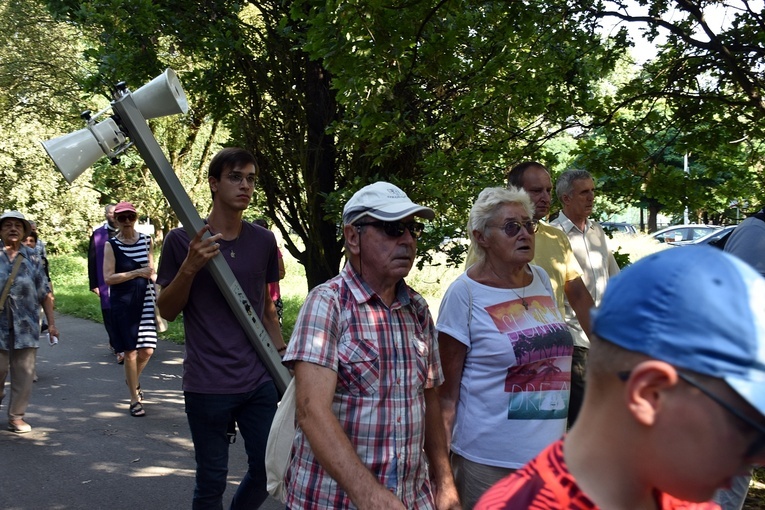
top-left (437, 267), bottom-right (573, 469)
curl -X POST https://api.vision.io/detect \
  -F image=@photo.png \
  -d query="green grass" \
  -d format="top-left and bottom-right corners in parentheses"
top-left (48, 234), bottom-right (666, 344)
top-left (48, 252), bottom-right (308, 344)
top-left (49, 255), bottom-right (104, 323)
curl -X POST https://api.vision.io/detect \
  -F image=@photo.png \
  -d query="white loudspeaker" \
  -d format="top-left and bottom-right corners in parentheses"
top-left (41, 118), bottom-right (126, 184)
top-left (132, 68), bottom-right (189, 119)
top-left (42, 68), bottom-right (187, 183)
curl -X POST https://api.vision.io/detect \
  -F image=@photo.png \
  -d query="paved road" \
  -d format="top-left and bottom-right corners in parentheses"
top-left (0, 313), bottom-right (283, 510)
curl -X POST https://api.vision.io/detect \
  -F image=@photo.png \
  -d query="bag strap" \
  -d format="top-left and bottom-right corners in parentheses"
top-left (460, 276), bottom-right (473, 343)
top-left (0, 255), bottom-right (24, 312)
top-left (142, 235), bottom-right (158, 303)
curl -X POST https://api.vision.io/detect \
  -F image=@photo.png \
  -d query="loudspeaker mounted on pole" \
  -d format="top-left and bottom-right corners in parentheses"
top-left (40, 68), bottom-right (189, 184)
top-left (41, 117), bottom-right (125, 184)
top-left (40, 67), bottom-right (292, 396)
top-left (131, 68), bottom-right (189, 119)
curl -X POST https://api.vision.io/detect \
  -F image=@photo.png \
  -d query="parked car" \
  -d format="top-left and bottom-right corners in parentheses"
top-left (601, 222), bottom-right (638, 235)
top-left (650, 224), bottom-right (721, 244)
top-left (678, 225), bottom-right (737, 246)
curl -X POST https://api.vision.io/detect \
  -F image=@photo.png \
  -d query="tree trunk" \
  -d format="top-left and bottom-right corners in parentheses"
top-left (647, 200), bottom-right (662, 233)
top-left (303, 58), bottom-right (343, 289)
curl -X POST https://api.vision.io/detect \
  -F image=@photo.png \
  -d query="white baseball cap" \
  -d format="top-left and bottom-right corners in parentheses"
top-left (342, 181), bottom-right (435, 225)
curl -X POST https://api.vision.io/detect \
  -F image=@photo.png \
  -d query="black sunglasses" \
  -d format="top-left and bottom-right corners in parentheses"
top-left (487, 220), bottom-right (538, 237)
top-left (116, 213), bottom-right (137, 222)
top-left (618, 370), bottom-right (765, 458)
top-left (355, 220), bottom-right (425, 239)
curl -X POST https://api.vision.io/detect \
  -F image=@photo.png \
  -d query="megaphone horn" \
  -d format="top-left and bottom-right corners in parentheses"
top-left (132, 68), bottom-right (189, 119)
top-left (41, 118), bottom-right (126, 184)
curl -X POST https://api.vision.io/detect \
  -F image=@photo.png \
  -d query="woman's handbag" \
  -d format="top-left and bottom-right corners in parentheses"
top-left (143, 235), bottom-right (168, 333)
top-left (153, 285), bottom-right (168, 333)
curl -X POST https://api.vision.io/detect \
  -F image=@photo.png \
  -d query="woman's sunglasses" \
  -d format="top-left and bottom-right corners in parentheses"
top-left (116, 213), bottom-right (137, 223)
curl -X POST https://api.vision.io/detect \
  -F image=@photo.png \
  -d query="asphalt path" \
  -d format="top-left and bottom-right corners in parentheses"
top-left (0, 313), bottom-right (283, 510)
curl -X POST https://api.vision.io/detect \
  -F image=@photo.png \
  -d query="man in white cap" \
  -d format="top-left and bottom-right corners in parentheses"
top-left (282, 182), bottom-right (460, 509)
top-left (475, 246), bottom-right (765, 510)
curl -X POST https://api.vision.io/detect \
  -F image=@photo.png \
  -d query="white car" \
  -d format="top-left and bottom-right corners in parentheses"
top-left (681, 225), bottom-right (737, 246)
top-left (650, 224), bottom-right (721, 244)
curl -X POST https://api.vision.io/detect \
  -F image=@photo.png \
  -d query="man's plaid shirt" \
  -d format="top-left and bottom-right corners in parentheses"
top-left (283, 263), bottom-right (444, 509)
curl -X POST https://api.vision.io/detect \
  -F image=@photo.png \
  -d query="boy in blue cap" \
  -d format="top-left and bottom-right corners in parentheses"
top-left (476, 247), bottom-right (765, 510)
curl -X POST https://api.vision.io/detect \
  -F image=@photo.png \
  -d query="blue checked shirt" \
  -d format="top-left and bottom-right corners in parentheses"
top-left (0, 247), bottom-right (51, 350)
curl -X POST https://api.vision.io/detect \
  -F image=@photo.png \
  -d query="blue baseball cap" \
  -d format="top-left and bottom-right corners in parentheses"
top-left (592, 246), bottom-right (765, 417)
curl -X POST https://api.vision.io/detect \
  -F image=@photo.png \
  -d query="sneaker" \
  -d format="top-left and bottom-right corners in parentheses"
top-left (8, 419), bottom-right (32, 434)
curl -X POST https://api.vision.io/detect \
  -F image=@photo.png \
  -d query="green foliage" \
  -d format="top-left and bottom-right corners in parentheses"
top-left (48, 255), bottom-right (89, 287)
top-left (0, 0), bottom-right (107, 255)
top-left (573, 1), bottom-right (765, 229)
top-left (611, 248), bottom-right (631, 269)
top-left (35, 0), bottom-right (631, 288)
top-left (8, 0), bottom-right (765, 291)
top-left (48, 255), bottom-right (102, 321)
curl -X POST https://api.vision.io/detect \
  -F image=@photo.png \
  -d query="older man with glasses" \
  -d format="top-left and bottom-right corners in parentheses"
top-left (282, 181), bottom-right (460, 510)
top-left (476, 246), bottom-right (765, 510)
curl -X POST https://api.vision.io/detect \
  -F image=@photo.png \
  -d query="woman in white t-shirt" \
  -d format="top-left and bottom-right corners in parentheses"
top-left (437, 187), bottom-right (573, 509)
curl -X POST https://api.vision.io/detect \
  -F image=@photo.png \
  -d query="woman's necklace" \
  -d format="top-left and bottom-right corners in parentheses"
top-left (509, 283), bottom-right (529, 310)
top-left (488, 264), bottom-right (530, 309)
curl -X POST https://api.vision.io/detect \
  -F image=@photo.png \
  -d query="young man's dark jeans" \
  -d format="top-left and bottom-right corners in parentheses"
top-left (567, 345), bottom-right (588, 427)
top-left (185, 381), bottom-right (278, 510)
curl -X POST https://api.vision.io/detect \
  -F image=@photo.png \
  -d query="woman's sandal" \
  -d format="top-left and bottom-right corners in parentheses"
top-left (129, 401), bottom-right (146, 417)
top-left (126, 381), bottom-right (144, 402)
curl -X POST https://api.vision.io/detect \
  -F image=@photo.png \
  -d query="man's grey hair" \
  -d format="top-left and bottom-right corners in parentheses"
top-left (468, 187), bottom-right (534, 266)
top-left (104, 203), bottom-right (116, 213)
top-left (555, 169), bottom-right (592, 200)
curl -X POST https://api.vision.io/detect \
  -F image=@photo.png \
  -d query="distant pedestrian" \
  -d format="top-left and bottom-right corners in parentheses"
top-left (0, 211), bottom-right (58, 434)
top-left (28, 221), bottom-right (50, 334)
top-left (22, 231), bottom-right (53, 383)
top-left (254, 218), bottom-right (286, 326)
top-left (551, 169), bottom-right (620, 425)
top-left (88, 204), bottom-right (121, 363)
top-left (103, 202), bottom-right (156, 417)
top-left (28, 220), bottom-right (46, 259)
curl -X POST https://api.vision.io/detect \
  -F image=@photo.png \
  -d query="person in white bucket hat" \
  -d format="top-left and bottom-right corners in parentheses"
top-left (0, 211), bottom-right (58, 434)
